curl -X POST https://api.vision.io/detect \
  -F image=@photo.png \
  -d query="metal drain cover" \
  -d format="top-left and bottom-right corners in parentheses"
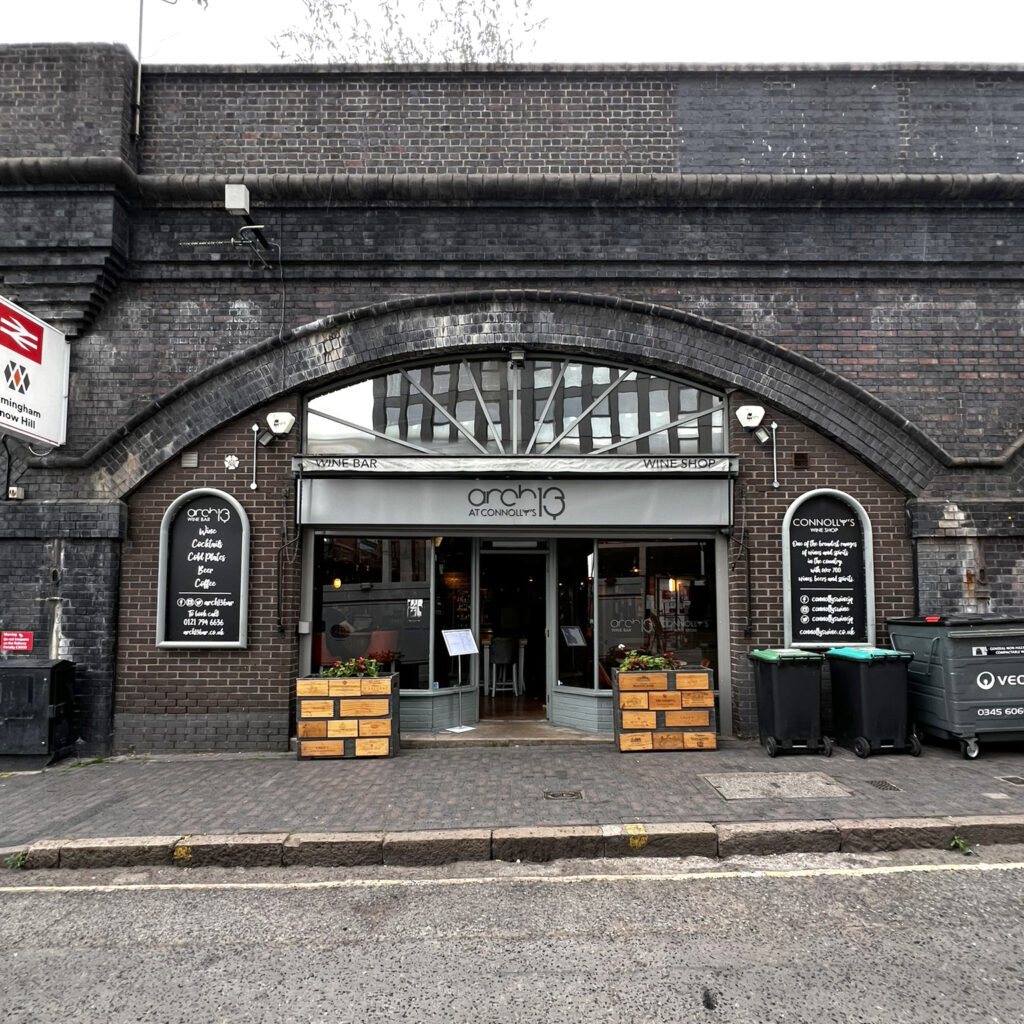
top-left (702, 772), bottom-right (852, 800)
top-left (544, 789), bottom-right (583, 800)
top-left (866, 779), bottom-right (902, 792)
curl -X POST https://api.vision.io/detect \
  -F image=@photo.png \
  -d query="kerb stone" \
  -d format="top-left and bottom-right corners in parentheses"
top-left (383, 829), bottom-right (491, 866)
top-left (59, 835), bottom-right (181, 869)
top-left (946, 815), bottom-right (1024, 846)
top-left (173, 832), bottom-right (288, 867)
top-left (835, 817), bottom-right (952, 853)
top-left (717, 820), bottom-right (841, 858)
top-left (24, 840), bottom-right (62, 870)
top-left (283, 832), bottom-right (384, 867)
top-left (492, 825), bottom-right (605, 863)
top-left (601, 822), bottom-right (717, 859)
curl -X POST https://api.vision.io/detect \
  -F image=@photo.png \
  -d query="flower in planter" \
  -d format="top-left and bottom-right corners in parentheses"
top-left (320, 656), bottom-right (382, 678)
top-left (617, 649), bottom-right (682, 671)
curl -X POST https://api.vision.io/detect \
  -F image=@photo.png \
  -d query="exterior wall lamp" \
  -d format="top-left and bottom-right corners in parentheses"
top-left (736, 405), bottom-right (780, 487)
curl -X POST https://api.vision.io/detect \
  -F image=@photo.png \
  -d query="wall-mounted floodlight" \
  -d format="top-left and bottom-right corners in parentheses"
top-left (509, 348), bottom-right (525, 365)
top-left (736, 404), bottom-right (779, 486)
top-left (225, 184), bottom-right (250, 216)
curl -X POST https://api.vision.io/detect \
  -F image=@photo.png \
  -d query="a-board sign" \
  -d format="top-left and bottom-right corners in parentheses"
top-left (441, 629), bottom-right (478, 656)
top-left (783, 490), bottom-right (873, 647)
top-left (157, 489), bottom-right (250, 648)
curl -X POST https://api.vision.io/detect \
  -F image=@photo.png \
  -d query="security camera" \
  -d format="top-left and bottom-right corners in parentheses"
top-left (735, 405), bottom-right (766, 429)
top-left (266, 412), bottom-right (296, 436)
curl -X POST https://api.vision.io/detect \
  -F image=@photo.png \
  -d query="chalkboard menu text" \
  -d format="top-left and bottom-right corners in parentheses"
top-left (157, 489), bottom-right (250, 648)
top-left (783, 490), bottom-right (874, 648)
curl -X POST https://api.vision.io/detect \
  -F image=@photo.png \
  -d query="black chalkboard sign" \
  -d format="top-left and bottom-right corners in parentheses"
top-left (157, 490), bottom-right (249, 648)
top-left (784, 491), bottom-right (870, 647)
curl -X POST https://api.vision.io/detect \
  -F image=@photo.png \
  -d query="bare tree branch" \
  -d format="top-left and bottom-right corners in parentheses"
top-left (272, 0), bottom-right (547, 64)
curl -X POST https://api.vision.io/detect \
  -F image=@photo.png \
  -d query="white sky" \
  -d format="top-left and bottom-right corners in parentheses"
top-left (4, 0), bottom-right (1024, 64)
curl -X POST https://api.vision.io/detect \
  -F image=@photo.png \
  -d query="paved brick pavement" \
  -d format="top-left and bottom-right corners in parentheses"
top-left (3, 737), bottom-right (1024, 850)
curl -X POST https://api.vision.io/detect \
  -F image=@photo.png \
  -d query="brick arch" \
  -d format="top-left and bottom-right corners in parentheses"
top-left (81, 289), bottom-right (945, 498)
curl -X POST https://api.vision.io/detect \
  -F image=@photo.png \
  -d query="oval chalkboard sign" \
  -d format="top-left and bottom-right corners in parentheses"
top-left (157, 489), bottom-right (250, 648)
top-left (783, 490), bottom-right (874, 648)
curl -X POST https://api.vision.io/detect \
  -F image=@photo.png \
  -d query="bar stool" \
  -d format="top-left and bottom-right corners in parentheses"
top-left (489, 636), bottom-right (519, 696)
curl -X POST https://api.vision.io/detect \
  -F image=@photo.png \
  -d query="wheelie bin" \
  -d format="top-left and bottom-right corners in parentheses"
top-left (825, 646), bottom-right (920, 758)
top-left (748, 648), bottom-right (832, 757)
top-left (887, 615), bottom-right (1024, 759)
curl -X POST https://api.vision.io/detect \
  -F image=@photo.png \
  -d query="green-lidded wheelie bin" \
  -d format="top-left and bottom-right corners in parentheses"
top-left (824, 647), bottom-right (920, 758)
top-left (887, 615), bottom-right (1024, 759)
top-left (748, 649), bottom-right (832, 757)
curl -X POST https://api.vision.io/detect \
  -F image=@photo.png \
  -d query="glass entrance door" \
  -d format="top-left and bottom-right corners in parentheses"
top-left (478, 545), bottom-right (548, 719)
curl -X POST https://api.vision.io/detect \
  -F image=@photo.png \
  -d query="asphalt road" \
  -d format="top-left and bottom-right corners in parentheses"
top-left (2, 848), bottom-right (1023, 1023)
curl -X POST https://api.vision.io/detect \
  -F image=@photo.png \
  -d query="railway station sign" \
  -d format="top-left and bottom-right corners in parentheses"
top-left (0, 295), bottom-right (70, 447)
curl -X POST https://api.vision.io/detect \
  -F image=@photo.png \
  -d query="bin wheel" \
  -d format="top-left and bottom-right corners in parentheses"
top-left (853, 736), bottom-right (871, 759)
top-left (960, 738), bottom-right (980, 760)
top-left (765, 736), bottom-right (779, 758)
top-left (821, 736), bottom-right (834, 758)
top-left (908, 734), bottom-right (922, 757)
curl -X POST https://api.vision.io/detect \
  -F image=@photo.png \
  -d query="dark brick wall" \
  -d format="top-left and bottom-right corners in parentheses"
top-left (0, 44), bottom-right (136, 164)
top-left (726, 395), bottom-right (914, 736)
top-left (27, 192), bottom-right (1017, 464)
top-left (54, 270), bottom-right (1024, 467)
top-left (136, 66), bottom-right (1024, 176)
top-left (0, 502), bottom-right (125, 753)
top-left (3, 46), bottom-right (1024, 749)
top-left (113, 400), bottom-right (301, 752)
top-left (0, 191), bottom-right (130, 337)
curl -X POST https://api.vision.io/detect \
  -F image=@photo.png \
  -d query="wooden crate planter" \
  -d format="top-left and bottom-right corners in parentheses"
top-left (296, 674), bottom-right (400, 758)
top-left (613, 668), bottom-right (717, 752)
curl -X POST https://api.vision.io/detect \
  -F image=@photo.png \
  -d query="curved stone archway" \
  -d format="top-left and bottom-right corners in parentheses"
top-left (44, 290), bottom-right (946, 499)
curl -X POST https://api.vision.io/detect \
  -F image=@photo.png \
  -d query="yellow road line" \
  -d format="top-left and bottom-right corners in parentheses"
top-left (1, 858), bottom-right (1022, 895)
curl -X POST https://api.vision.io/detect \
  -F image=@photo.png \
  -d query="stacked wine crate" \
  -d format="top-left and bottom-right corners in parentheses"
top-left (295, 675), bottom-right (399, 758)
top-left (614, 667), bottom-right (717, 752)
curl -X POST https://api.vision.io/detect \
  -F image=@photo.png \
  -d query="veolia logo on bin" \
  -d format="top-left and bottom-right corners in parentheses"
top-left (976, 670), bottom-right (1024, 690)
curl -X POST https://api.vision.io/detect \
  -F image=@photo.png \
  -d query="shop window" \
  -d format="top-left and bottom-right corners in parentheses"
top-left (557, 539), bottom-right (595, 690)
top-left (596, 541), bottom-right (717, 687)
top-left (433, 538), bottom-right (472, 689)
top-left (313, 537), bottom-right (430, 688)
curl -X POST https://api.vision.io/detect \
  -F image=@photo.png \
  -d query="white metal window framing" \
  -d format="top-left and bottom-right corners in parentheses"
top-left (307, 356), bottom-right (726, 458)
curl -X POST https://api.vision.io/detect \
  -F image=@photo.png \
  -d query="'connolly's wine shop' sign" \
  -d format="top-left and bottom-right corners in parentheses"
top-left (782, 489), bottom-right (874, 648)
top-left (156, 489), bottom-right (250, 648)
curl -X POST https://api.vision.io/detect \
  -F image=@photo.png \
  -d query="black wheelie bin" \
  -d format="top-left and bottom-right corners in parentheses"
top-left (825, 646), bottom-right (920, 758)
top-left (748, 648), bottom-right (832, 757)
top-left (887, 615), bottom-right (1024, 759)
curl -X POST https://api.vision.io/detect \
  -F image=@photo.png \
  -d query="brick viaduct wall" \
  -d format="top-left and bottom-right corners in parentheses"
top-left (1, 45), bottom-right (1022, 750)
top-left (136, 65), bottom-right (1024, 175)
top-left (114, 400), bottom-right (301, 753)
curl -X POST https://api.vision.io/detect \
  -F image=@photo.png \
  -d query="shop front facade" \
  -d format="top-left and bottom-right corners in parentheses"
top-left (1, 47), bottom-right (1019, 754)
top-left (300, 355), bottom-right (734, 734)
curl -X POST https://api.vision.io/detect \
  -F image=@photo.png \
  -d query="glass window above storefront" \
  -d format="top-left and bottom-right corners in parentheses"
top-left (307, 356), bottom-right (725, 457)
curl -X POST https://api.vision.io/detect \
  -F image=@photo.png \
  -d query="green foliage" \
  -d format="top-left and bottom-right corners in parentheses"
top-left (617, 650), bottom-right (683, 671)
top-left (321, 656), bottom-right (383, 677)
top-left (3, 850), bottom-right (27, 870)
top-left (273, 0), bottom-right (547, 64)
top-left (949, 834), bottom-right (976, 856)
